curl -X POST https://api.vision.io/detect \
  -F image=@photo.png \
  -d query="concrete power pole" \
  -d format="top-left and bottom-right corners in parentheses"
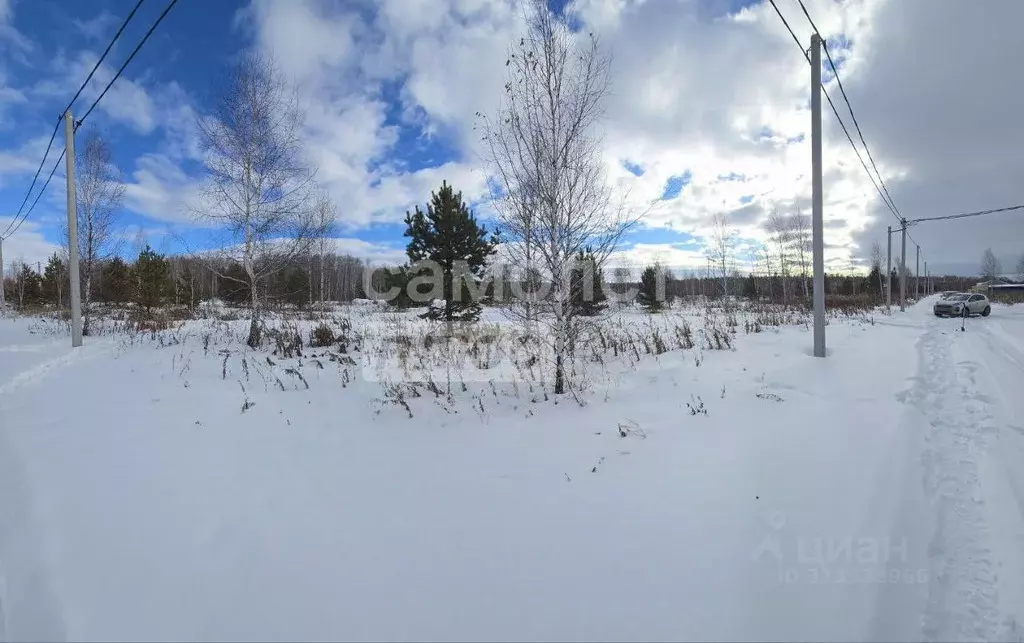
top-left (900, 218), bottom-right (907, 312)
top-left (65, 110), bottom-right (83, 347)
top-left (924, 260), bottom-right (928, 297)
top-left (915, 245), bottom-right (920, 299)
top-left (886, 225), bottom-right (892, 311)
top-left (0, 236), bottom-right (5, 309)
top-left (810, 34), bottom-right (826, 358)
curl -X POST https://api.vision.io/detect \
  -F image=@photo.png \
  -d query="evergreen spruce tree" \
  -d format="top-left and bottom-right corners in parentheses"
top-left (403, 181), bottom-right (498, 322)
top-left (865, 263), bottom-right (883, 298)
top-left (135, 244), bottom-right (169, 313)
top-left (386, 267), bottom-right (415, 308)
top-left (636, 264), bottom-right (665, 312)
top-left (569, 248), bottom-right (607, 316)
top-left (101, 257), bottom-right (132, 304)
top-left (13, 264), bottom-right (43, 308)
top-left (743, 273), bottom-right (757, 299)
top-left (42, 252), bottom-right (67, 307)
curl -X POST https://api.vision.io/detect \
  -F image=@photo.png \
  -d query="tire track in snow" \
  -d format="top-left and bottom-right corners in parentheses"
top-left (915, 319), bottom-right (1013, 641)
top-left (0, 340), bottom-right (111, 640)
top-left (0, 340), bottom-right (108, 398)
top-left (0, 399), bottom-right (68, 642)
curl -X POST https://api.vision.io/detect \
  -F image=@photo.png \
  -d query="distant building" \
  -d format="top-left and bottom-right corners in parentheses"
top-left (972, 273), bottom-right (1024, 293)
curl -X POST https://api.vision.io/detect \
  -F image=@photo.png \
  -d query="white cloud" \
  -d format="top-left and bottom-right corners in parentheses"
top-left (0, 217), bottom-right (60, 271)
top-left (328, 237), bottom-right (406, 264)
top-left (122, 153), bottom-right (204, 225)
top-left (608, 243), bottom-right (711, 275)
top-left (30, 50), bottom-right (158, 134)
top-left (9, 0), bottom-right (1012, 278)
top-left (238, 0), bottom-right (902, 269)
top-left (72, 11), bottom-right (119, 42)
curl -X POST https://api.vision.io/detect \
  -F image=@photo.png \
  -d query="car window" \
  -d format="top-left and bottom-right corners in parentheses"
top-left (950, 294), bottom-right (969, 301)
top-left (970, 295), bottom-right (982, 301)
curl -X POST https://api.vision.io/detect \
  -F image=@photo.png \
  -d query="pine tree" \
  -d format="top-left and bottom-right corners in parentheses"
top-left (135, 245), bottom-right (169, 313)
top-left (743, 273), bottom-right (757, 299)
top-left (403, 181), bottom-right (499, 323)
top-left (636, 265), bottom-right (665, 312)
top-left (101, 257), bottom-right (133, 304)
top-left (42, 252), bottom-right (67, 307)
top-left (865, 263), bottom-right (883, 298)
top-left (569, 248), bottom-right (607, 316)
top-left (386, 267), bottom-right (416, 308)
top-left (13, 263), bottom-right (42, 308)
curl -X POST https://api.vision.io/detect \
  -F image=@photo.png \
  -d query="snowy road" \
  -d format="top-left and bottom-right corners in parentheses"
top-left (0, 304), bottom-right (1022, 641)
top-left (900, 307), bottom-right (1024, 641)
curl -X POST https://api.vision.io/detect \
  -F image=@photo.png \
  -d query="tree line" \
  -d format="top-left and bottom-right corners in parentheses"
top-left (1, 247), bottom-right (373, 313)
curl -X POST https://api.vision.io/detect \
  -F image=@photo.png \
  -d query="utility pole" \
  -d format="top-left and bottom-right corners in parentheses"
top-left (900, 218), bottom-right (907, 312)
top-left (886, 225), bottom-right (892, 311)
top-left (924, 260), bottom-right (928, 297)
top-left (65, 110), bottom-right (82, 348)
top-left (810, 34), bottom-right (826, 357)
top-left (0, 236), bottom-right (5, 309)
top-left (915, 245), bottom-right (920, 299)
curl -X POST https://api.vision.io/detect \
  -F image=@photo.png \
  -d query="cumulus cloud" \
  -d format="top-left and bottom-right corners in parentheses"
top-left (239, 0), bottom-right (900, 268)
top-left (122, 153), bottom-right (204, 225)
top-left (5, 0), bottom-right (1018, 277)
top-left (0, 217), bottom-right (60, 269)
top-left (838, 0), bottom-right (1024, 275)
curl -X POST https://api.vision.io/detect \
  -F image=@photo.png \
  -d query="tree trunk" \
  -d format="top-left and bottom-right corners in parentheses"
top-left (247, 281), bottom-right (261, 348)
top-left (319, 250), bottom-right (325, 313)
top-left (83, 271), bottom-right (92, 336)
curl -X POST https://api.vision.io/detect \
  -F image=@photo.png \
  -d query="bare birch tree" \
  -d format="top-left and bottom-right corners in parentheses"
top-left (480, 0), bottom-right (636, 395)
top-left (708, 213), bottom-right (737, 300)
top-left (193, 53), bottom-right (323, 347)
top-left (766, 209), bottom-right (791, 302)
top-left (313, 190), bottom-right (336, 314)
top-left (790, 212), bottom-right (810, 299)
top-left (63, 131), bottom-right (124, 335)
top-left (981, 248), bottom-right (1001, 280)
top-left (870, 240), bottom-right (885, 296)
top-left (759, 247), bottom-right (774, 300)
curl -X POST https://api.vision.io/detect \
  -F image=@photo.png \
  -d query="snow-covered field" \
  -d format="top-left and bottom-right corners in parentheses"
top-left (1, 299), bottom-right (1023, 641)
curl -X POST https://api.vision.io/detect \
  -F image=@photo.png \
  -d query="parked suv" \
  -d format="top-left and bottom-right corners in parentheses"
top-left (933, 293), bottom-right (991, 317)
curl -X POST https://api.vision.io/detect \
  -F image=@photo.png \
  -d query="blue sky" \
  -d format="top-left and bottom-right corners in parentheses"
top-left (0, 0), bottom-right (790, 273)
top-left (6, 0), bottom-right (1013, 277)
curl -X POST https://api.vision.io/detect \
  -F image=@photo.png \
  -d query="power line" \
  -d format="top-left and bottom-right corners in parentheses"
top-left (9, 149), bottom-right (67, 239)
top-left (766, 0), bottom-right (902, 225)
top-left (66, 0), bottom-right (147, 117)
top-left (794, 0), bottom-right (901, 220)
top-left (1, 121), bottom-right (60, 239)
top-left (2, 0), bottom-right (147, 241)
top-left (911, 203), bottom-right (1024, 224)
top-left (77, 0), bottom-right (179, 129)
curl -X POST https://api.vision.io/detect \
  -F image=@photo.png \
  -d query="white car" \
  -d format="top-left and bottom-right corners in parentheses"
top-left (933, 293), bottom-right (991, 317)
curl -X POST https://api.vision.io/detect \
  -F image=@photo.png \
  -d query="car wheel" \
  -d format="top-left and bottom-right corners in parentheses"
top-left (982, 306), bottom-right (991, 317)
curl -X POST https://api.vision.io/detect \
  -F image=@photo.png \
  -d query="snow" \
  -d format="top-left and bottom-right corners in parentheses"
top-left (1, 300), bottom-right (1023, 641)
